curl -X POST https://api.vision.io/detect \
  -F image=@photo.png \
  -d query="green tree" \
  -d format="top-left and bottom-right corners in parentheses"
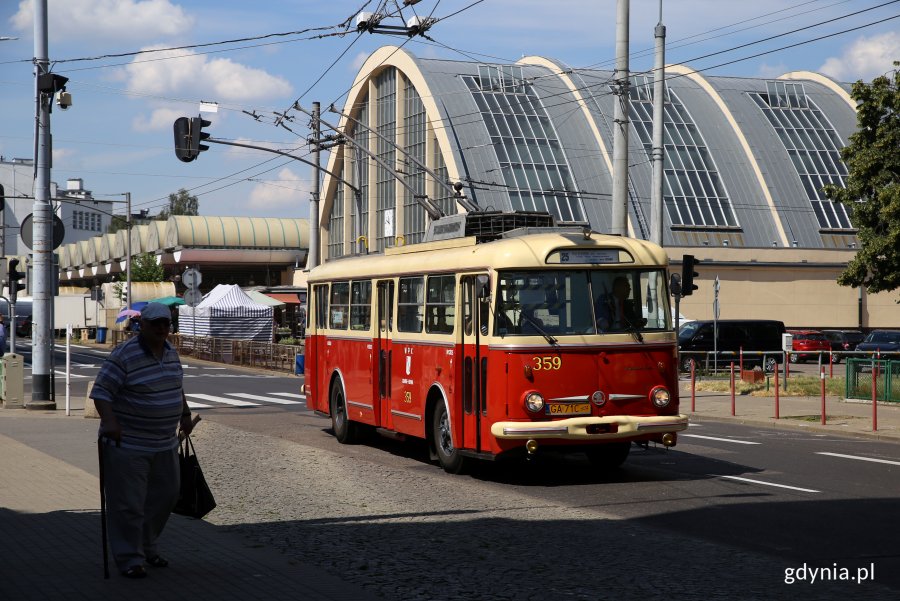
top-left (113, 253), bottom-right (165, 301)
top-left (157, 188), bottom-right (199, 220)
top-left (107, 215), bottom-right (127, 234)
top-left (824, 62), bottom-right (900, 296)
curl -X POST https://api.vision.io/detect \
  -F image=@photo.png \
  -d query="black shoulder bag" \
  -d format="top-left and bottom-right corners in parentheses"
top-left (173, 434), bottom-right (217, 519)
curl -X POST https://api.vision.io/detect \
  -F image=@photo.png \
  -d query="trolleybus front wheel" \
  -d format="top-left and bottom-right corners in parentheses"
top-left (432, 402), bottom-right (467, 474)
top-left (330, 381), bottom-right (359, 444)
top-left (586, 442), bottom-right (631, 470)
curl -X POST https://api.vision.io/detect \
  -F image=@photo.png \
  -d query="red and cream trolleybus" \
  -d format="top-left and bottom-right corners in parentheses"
top-left (304, 217), bottom-right (687, 473)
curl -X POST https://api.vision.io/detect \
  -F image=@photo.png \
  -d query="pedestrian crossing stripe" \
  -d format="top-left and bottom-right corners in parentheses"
top-left (186, 393), bottom-right (260, 407)
top-left (227, 393), bottom-right (302, 405)
top-left (185, 392), bottom-right (307, 409)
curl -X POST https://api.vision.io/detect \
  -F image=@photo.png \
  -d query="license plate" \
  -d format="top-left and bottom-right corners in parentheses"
top-left (545, 402), bottom-right (591, 416)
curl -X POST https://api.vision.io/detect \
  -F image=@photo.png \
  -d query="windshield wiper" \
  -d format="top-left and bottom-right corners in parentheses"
top-left (622, 316), bottom-right (644, 343)
top-left (520, 312), bottom-right (558, 346)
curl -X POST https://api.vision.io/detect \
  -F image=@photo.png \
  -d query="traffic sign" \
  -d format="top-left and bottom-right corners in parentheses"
top-left (184, 288), bottom-right (204, 307)
top-left (183, 268), bottom-right (202, 288)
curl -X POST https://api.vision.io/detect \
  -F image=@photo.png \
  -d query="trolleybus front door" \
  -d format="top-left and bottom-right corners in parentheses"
top-left (460, 275), bottom-right (489, 452)
top-left (376, 280), bottom-right (394, 427)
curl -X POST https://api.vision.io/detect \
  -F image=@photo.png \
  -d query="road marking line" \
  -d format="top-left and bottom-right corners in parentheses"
top-left (683, 434), bottom-right (761, 445)
top-left (816, 452), bottom-right (900, 467)
top-left (186, 401), bottom-right (214, 409)
top-left (227, 393), bottom-right (302, 405)
top-left (186, 393), bottom-right (260, 407)
top-left (270, 392), bottom-right (306, 399)
top-left (53, 370), bottom-right (88, 379)
top-left (719, 475), bottom-right (820, 493)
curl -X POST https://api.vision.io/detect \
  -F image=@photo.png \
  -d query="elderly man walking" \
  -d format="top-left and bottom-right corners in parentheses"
top-left (91, 302), bottom-right (194, 578)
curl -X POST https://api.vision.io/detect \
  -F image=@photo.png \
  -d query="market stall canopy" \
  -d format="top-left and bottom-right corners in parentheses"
top-left (246, 290), bottom-right (284, 307)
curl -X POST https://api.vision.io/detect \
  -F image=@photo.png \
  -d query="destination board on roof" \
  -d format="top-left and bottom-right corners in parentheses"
top-left (546, 249), bottom-right (629, 265)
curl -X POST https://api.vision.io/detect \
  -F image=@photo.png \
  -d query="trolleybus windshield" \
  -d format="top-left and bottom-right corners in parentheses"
top-left (495, 268), bottom-right (672, 337)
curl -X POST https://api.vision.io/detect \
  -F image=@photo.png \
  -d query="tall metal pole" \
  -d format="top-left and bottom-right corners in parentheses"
top-left (28, 0), bottom-right (55, 409)
top-left (650, 0), bottom-right (666, 247)
top-left (308, 102), bottom-right (321, 270)
top-left (610, 0), bottom-right (631, 237)
top-left (125, 192), bottom-right (132, 310)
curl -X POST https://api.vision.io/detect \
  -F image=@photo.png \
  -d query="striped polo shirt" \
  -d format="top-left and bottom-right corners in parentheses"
top-left (91, 335), bottom-right (185, 452)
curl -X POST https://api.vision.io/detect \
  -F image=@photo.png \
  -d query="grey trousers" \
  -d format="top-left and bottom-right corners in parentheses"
top-left (102, 443), bottom-right (180, 571)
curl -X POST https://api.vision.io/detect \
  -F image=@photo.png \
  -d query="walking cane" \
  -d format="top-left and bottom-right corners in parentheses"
top-left (98, 438), bottom-right (110, 579)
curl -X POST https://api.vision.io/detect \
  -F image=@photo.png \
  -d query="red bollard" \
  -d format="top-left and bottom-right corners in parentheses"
top-left (690, 359), bottom-right (696, 413)
top-left (774, 361), bottom-right (780, 419)
top-left (873, 364), bottom-right (879, 432)
top-left (820, 367), bottom-right (826, 425)
top-left (730, 362), bottom-right (736, 416)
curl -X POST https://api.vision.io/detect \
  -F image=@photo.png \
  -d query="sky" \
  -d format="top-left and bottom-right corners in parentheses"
top-left (1, 0), bottom-right (898, 223)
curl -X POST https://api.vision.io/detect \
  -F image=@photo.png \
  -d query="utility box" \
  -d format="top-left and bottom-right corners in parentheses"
top-left (1, 354), bottom-right (25, 408)
top-left (781, 333), bottom-right (794, 353)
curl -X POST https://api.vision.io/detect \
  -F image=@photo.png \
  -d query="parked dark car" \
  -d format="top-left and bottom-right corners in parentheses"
top-left (821, 329), bottom-right (865, 363)
top-left (788, 330), bottom-right (831, 363)
top-left (856, 330), bottom-right (900, 354)
top-left (678, 319), bottom-right (786, 372)
top-left (0, 298), bottom-right (33, 338)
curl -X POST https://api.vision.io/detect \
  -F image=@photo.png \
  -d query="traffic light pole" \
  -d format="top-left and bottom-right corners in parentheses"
top-left (29, 0), bottom-right (55, 409)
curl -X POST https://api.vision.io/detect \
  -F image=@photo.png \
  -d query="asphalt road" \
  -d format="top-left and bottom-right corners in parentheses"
top-left (18, 342), bottom-right (900, 597)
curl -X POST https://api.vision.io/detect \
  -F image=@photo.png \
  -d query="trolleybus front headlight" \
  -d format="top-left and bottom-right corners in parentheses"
top-left (650, 386), bottom-right (670, 408)
top-left (524, 391), bottom-right (545, 413)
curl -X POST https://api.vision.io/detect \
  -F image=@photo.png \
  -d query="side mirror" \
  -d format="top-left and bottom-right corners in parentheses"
top-left (476, 275), bottom-right (490, 301)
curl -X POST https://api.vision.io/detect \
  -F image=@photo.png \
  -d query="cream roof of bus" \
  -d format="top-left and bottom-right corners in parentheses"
top-left (308, 232), bottom-right (669, 282)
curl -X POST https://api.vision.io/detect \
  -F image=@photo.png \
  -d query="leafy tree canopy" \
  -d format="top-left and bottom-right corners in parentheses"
top-left (118, 252), bottom-right (164, 283)
top-left (824, 62), bottom-right (900, 297)
top-left (157, 188), bottom-right (199, 220)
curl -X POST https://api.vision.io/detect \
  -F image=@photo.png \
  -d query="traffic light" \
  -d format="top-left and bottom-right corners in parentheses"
top-left (8, 258), bottom-right (25, 302)
top-left (173, 117), bottom-right (193, 162)
top-left (190, 115), bottom-right (211, 158)
top-left (681, 254), bottom-right (700, 297)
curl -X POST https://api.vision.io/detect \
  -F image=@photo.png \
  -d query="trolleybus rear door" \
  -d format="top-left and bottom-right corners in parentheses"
top-left (461, 274), bottom-right (489, 452)
top-left (376, 280), bottom-right (394, 427)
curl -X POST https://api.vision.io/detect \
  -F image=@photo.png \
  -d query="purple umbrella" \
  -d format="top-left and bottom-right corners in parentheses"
top-left (115, 309), bottom-right (141, 324)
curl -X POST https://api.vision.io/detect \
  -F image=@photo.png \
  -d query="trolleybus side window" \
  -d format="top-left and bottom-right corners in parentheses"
top-left (314, 285), bottom-right (329, 329)
top-left (398, 277), bottom-right (424, 333)
top-left (425, 275), bottom-right (456, 334)
top-left (329, 282), bottom-right (350, 330)
top-left (350, 280), bottom-right (372, 331)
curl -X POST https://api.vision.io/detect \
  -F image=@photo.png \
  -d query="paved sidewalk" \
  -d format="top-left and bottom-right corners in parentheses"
top-left (0, 410), bottom-right (379, 601)
top-left (1, 381), bottom-right (897, 601)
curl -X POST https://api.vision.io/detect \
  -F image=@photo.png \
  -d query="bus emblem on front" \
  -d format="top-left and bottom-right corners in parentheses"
top-left (406, 355), bottom-right (412, 375)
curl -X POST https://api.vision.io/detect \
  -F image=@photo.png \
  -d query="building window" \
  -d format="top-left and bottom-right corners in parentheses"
top-left (403, 80), bottom-right (427, 244)
top-left (375, 68), bottom-right (397, 251)
top-left (752, 81), bottom-right (853, 231)
top-left (328, 164), bottom-right (345, 259)
top-left (628, 75), bottom-right (739, 229)
top-left (351, 96), bottom-right (369, 247)
top-left (466, 66), bottom-right (586, 224)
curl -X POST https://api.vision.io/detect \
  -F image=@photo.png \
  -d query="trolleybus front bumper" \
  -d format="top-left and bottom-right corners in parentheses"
top-left (490, 414), bottom-right (688, 440)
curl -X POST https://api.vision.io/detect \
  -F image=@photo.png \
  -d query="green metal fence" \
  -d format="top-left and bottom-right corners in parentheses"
top-left (846, 359), bottom-right (900, 402)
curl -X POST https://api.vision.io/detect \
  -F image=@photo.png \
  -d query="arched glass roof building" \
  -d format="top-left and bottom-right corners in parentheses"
top-left (319, 47), bottom-right (897, 328)
top-left (321, 46), bottom-right (858, 255)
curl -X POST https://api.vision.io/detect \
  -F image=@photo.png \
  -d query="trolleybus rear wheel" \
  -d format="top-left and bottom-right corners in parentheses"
top-left (330, 381), bottom-right (359, 444)
top-left (432, 402), bottom-right (466, 474)
top-left (586, 442), bottom-right (631, 470)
